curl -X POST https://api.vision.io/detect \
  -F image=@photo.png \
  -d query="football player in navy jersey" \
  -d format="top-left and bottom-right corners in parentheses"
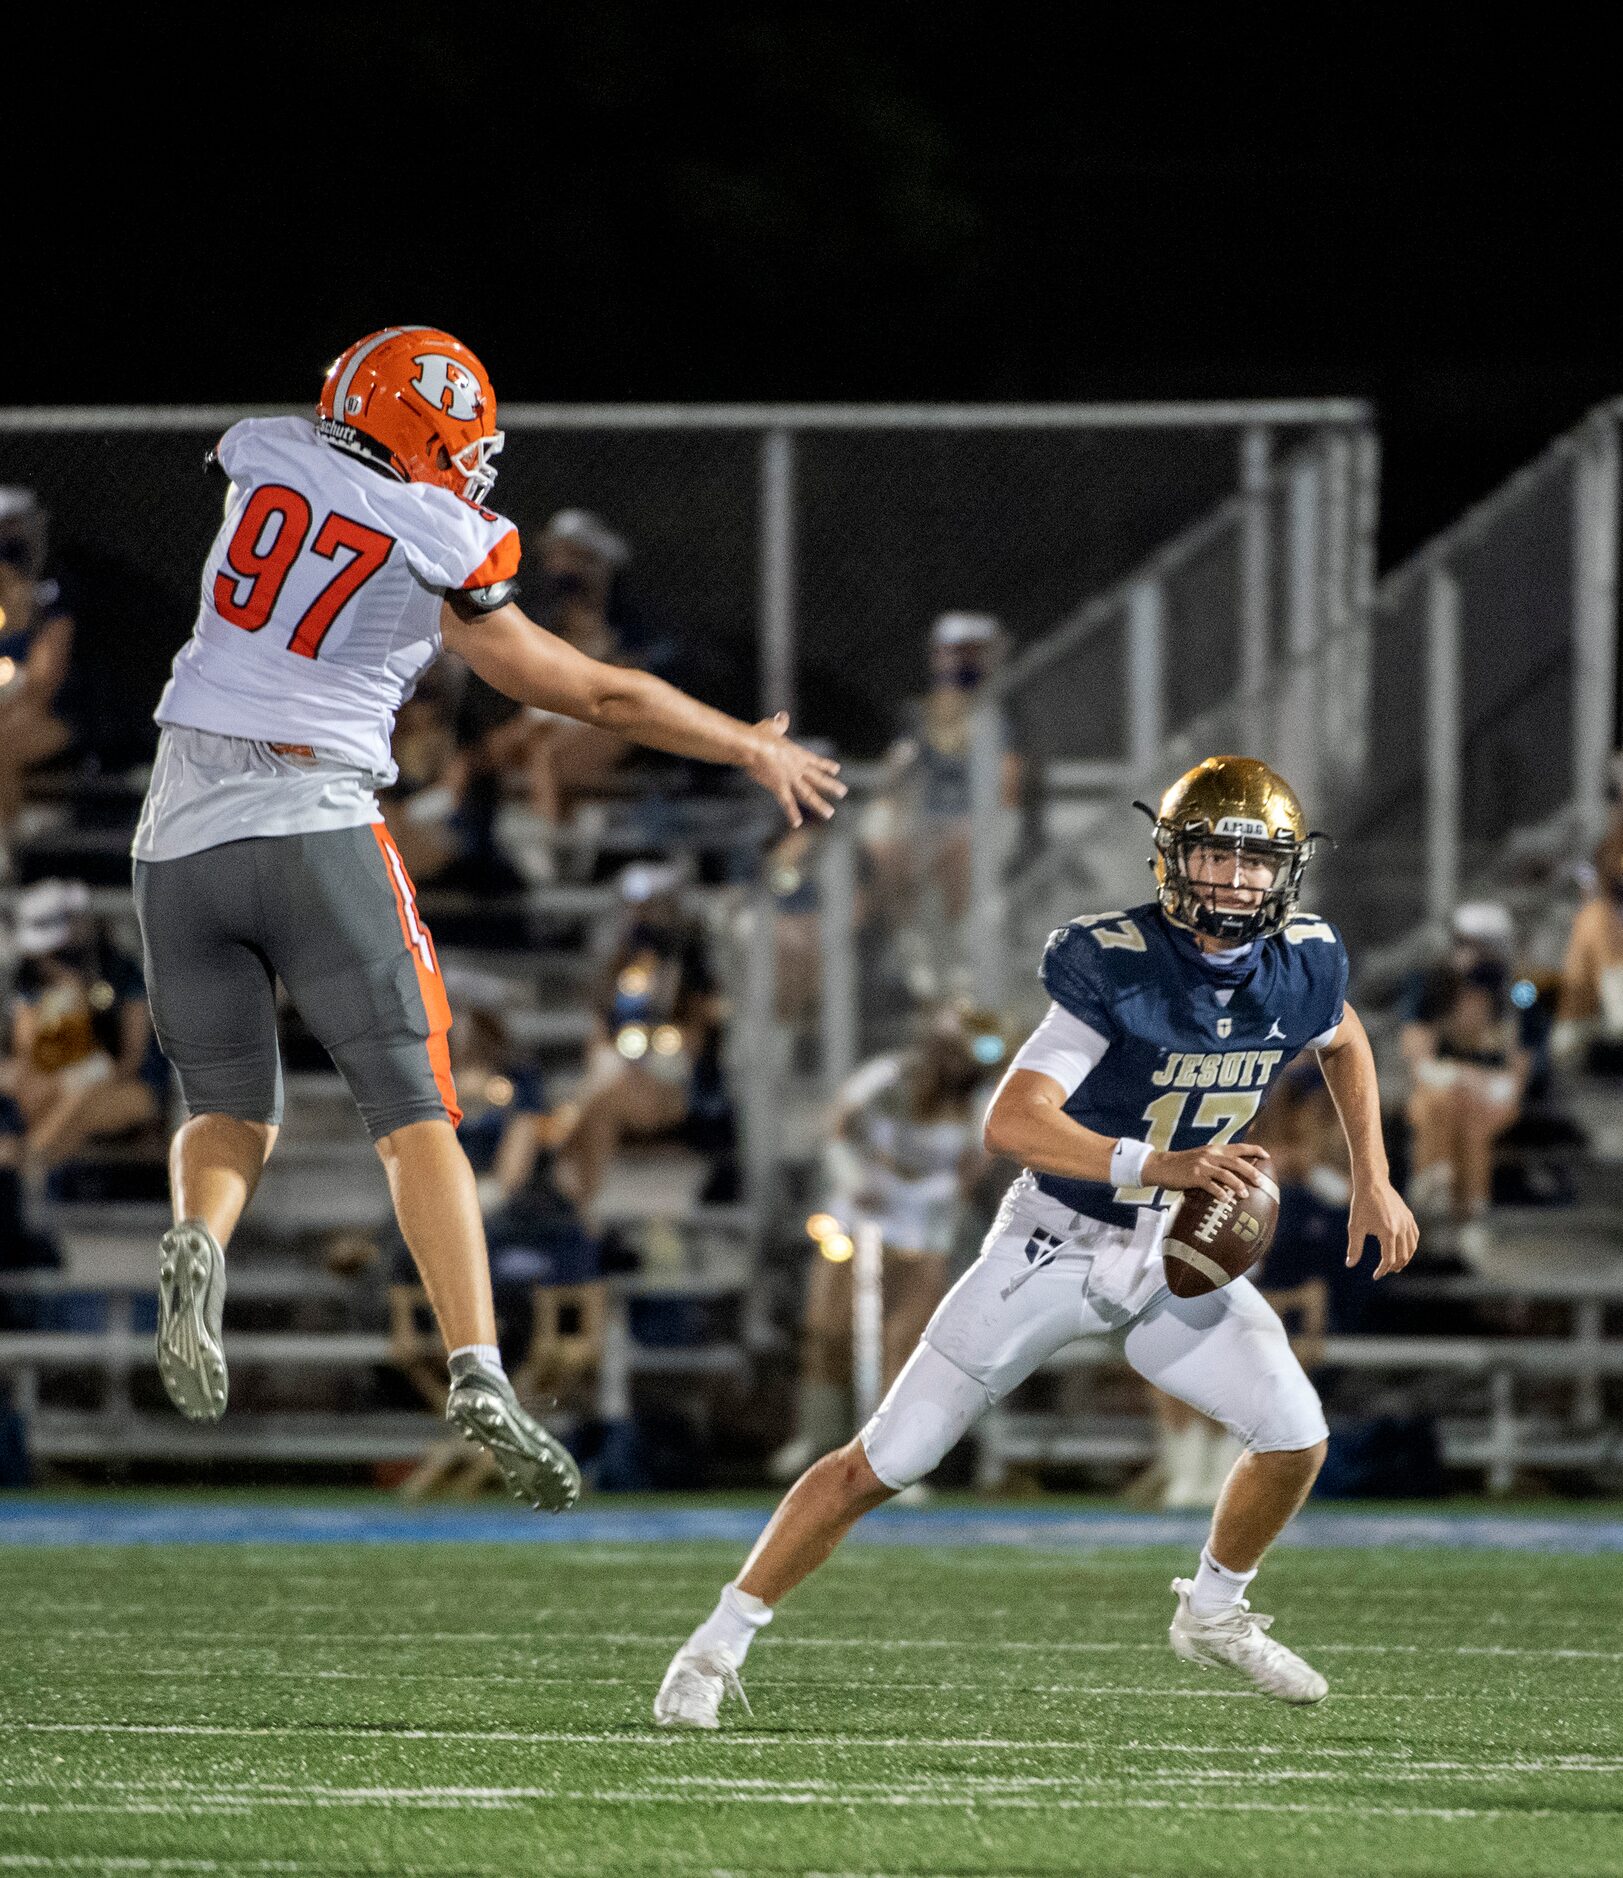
top-left (656, 756), bottom-right (1418, 1725)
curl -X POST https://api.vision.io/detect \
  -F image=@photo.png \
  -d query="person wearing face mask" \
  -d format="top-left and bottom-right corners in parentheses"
top-left (0, 491), bottom-right (85, 857)
top-left (1401, 902), bottom-right (1531, 1232)
top-left (2, 879), bottom-right (165, 1180)
top-left (553, 861), bottom-right (731, 1221)
top-left (1555, 829), bottom-right (1623, 1075)
top-left (454, 510), bottom-right (690, 832)
top-left (768, 1002), bottom-right (1006, 1484)
top-left (866, 613), bottom-right (1023, 997)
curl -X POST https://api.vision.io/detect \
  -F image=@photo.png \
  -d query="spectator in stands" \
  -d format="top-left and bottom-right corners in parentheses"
top-left (769, 1001), bottom-right (1004, 1484)
top-left (762, 752), bottom-right (869, 1033)
top-left (1402, 902), bottom-right (1531, 1232)
top-left (1, 880), bottom-right (164, 1178)
top-left (322, 1224), bottom-right (489, 1499)
top-left (1254, 1065), bottom-right (1367, 1347)
top-left (865, 613), bottom-right (1022, 998)
top-left (0, 1095), bottom-right (62, 1327)
top-left (0, 490), bottom-right (83, 856)
top-left (379, 682), bottom-right (527, 902)
top-left (331, 1154), bottom-right (600, 1498)
top-left (556, 862), bottom-right (732, 1222)
top-left (1555, 824), bottom-right (1623, 1074)
top-left (486, 1182), bottom-right (605, 1419)
top-left (442, 980), bottom-right (572, 1207)
top-left (766, 823), bottom-right (824, 1028)
top-left (455, 509), bottom-right (687, 828)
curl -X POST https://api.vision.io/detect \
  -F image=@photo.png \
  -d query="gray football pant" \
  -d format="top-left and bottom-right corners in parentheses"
top-left (133, 822), bottom-right (459, 1140)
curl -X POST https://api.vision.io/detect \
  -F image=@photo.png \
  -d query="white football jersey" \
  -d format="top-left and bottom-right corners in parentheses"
top-left (154, 416), bottom-right (520, 776)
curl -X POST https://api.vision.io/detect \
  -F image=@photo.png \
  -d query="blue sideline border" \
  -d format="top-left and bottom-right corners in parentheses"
top-left (3, 1501), bottom-right (1623, 1552)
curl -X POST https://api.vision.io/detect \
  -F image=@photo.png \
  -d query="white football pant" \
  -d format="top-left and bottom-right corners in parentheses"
top-left (859, 1173), bottom-right (1328, 1490)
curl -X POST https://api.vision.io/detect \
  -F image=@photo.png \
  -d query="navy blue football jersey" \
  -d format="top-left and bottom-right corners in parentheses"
top-left (1034, 901), bottom-right (1349, 1227)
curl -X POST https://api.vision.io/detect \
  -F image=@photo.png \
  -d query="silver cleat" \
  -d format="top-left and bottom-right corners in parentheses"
top-left (156, 1221), bottom-right (229, 1422)
top-left (445, 1359), bottom-right (581, 1513)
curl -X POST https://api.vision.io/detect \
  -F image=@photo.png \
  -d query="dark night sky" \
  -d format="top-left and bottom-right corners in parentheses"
top-left (14, 11), bottom-right (1619, 563)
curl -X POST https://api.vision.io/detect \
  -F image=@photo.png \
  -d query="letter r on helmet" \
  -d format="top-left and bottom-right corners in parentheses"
top-left (411, 354), bottom-right (482, 422)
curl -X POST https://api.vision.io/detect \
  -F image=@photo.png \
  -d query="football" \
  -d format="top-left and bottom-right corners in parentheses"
top-left (1162, 1159), bottom-right (1281, 1298)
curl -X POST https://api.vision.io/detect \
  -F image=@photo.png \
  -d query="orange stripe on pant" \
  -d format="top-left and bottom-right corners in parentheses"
top-left (370, 823), bottom-right (463, 1128)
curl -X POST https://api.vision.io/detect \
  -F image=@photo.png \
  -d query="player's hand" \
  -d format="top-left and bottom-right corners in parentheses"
top-left (1346, 1175), bottom-right (1419, 1280)
top-left (1144, 1141), bottom-right (1270, 1200)
top-left (744, 713), bottom-right (847, 828)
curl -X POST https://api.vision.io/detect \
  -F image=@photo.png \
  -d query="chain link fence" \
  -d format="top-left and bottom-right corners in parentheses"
top-left (0, 400), bottom-right (1377, 1242)
top-left (0, 403), bottom-right (1369, 764)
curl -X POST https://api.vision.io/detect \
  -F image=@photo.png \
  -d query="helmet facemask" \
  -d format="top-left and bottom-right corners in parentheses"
top-left (449, 429), bottom-right (504, 505)
top-left (1153, 819), bottom-right (1314, 945)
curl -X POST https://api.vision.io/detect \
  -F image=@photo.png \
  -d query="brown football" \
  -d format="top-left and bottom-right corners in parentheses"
top-left (1163, 1160), bottom-right (1281, 1298)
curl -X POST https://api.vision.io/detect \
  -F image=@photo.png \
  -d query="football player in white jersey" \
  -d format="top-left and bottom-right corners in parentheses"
top-left (132, 326), bottom-right (844, 1511)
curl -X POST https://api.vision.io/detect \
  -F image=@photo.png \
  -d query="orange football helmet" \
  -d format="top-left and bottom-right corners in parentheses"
top-left (316, 327), bottom-right (504, 505)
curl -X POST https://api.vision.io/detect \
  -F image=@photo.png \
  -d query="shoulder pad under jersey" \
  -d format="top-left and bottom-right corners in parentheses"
top-left (1040, 911), bottom-right (1154, 1029)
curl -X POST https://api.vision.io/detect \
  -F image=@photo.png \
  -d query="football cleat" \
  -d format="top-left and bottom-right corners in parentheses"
top-left (1168, 1577), bottom-right (1329, 1705)
top-left (156, 1222), bottom-right (229, 1423)
top-left (444, 1359), bottom-right (580, 1513)
top-left (653, 1643), bottom-right (752, 1730)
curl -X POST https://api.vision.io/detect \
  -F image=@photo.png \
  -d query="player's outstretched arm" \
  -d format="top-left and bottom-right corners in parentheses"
top-left (440, 597), bottom-right (845, 828)
top-left (1316, 1002), bottom-right (1419, 1280)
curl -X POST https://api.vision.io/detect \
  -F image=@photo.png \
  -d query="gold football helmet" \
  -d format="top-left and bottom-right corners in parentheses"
top-left (1136, 755), bottom-right (1319, 944)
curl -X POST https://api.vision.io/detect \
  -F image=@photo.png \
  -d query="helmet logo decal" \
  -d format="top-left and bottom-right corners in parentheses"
top-left (411, 354), bottom-right (482, 422)
top-left (1214, 815), bottom-right (1269, 838)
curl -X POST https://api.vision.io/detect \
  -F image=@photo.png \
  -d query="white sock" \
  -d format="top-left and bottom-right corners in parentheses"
top-left (449, 1343), bottom-right (503, 1376)
top-left (689, 1582), bottom-right (774, 1666)
top-left (1190, 1544), bottom-right (1257, 1615)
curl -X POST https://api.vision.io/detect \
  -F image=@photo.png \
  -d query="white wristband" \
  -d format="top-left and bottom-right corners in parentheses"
top-left (1110, 1137), bottom-right (1153, 1188)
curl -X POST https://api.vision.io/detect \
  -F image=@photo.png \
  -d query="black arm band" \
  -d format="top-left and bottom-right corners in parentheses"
top-left (447, 579), bottom-right (520, 620)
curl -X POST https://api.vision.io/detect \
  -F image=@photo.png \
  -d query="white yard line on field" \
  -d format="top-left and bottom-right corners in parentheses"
top-left (9, 1760), bottom-right (1622, 1807)
top-left (17, 1628), bottom-right (1623, 1664)
top-left (0, 1862), bottom-right (307, 1874)
top-left (13, 1748), bottom-right (1623, 1799)
top-left (0, 1786), bottom-right (1611, 1824)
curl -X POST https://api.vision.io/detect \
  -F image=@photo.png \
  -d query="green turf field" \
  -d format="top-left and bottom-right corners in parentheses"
top-left (2, 1535), bottom-right (1621, 1876)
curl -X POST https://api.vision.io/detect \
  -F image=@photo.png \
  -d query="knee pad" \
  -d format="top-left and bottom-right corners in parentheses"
top-left (1238, 1349), bottom-right (1329, 1454)
top-left (306, 953), bottom-right (458, 1139)
top-left (328, 1030), bottom-right (456, 1142)
top-left (859, 1338), bottom-right (992, 1490)
top-left (156, 1028), bottom-right (283, 1127)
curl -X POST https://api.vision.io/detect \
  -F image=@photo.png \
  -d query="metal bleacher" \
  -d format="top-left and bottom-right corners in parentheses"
top-left (0, 764), bottom-right (781, 1474)
top-left (966, 408), bottom-right (1623, 1494)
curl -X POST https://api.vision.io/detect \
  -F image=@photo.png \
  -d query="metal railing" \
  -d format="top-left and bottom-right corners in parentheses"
top-left (967, 402), bottom-right (1621, 986)
top-left (965, 429), bottom-right (1378, 1007)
